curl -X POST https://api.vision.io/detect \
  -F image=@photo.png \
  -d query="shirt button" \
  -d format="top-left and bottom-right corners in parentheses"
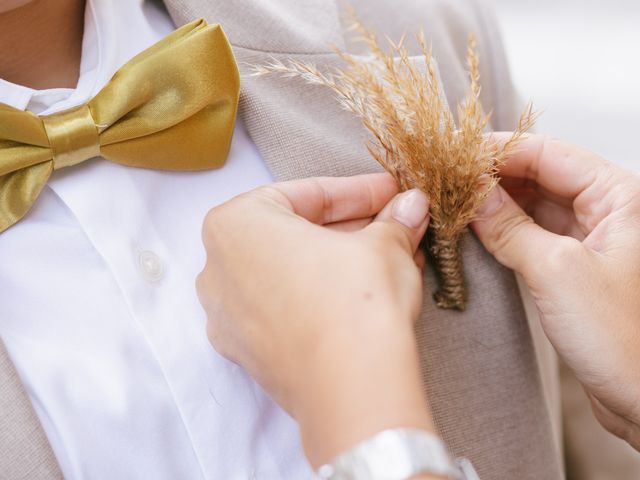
top-left (138, 250), bottom-right (164, 283)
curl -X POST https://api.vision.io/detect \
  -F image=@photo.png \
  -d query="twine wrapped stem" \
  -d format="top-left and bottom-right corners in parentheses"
top-left (428, 232), bottom-right (466, 310)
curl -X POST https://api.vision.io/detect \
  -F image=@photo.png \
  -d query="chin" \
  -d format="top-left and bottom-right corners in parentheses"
top-left (0, 0), bottom-right (37, 14)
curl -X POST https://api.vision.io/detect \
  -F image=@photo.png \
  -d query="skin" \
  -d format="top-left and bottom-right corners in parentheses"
top-left (0, 0), bottom-right (85, 88)
top-left (196, 175), bottom-right (438, 475)
top-left (472, 133), bottom-right (640, 449)
top-left (197, 135), bottom-right (640, 473)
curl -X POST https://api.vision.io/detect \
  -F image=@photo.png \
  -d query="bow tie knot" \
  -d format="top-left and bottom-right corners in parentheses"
top-left (0, 19), bottom-right (239, 233)
top-left (42, 105), bottom-right (101, 170)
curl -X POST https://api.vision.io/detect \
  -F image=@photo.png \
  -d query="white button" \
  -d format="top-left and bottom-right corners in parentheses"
top-left (138, 250), bottom-right (164, 282)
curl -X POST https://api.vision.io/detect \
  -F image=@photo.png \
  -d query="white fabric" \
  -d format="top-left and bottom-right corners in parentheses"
top-left (0, 0), bottom-right (311, 478)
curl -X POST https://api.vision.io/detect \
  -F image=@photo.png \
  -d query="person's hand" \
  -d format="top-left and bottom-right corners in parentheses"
top-left (196, 173), bottom-right (436, 467)
top-left (472, 133), bottom-right (640, 450)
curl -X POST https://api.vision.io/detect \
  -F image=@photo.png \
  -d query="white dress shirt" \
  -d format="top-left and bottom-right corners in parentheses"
top-left (0, 0), bottom-right (311, 478)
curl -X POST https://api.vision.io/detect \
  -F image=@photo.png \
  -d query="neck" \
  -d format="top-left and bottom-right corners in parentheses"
top-left (0, 0), bottom-right (86, 89)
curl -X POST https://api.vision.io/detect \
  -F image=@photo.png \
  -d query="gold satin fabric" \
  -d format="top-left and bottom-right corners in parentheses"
top-left (0, 19), bottom-right (239, 233)
top-left (42, 105), bottom-right (101, 170)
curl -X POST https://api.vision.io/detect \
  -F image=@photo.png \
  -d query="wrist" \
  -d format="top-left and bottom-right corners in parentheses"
top-left (317, 429), bottom-right (454, 480)
top-left (292, 325), bottom-right (434, 468)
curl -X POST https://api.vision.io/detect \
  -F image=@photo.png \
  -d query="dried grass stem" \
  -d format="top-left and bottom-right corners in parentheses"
top-left (252, 10), bottom-right (536, 310)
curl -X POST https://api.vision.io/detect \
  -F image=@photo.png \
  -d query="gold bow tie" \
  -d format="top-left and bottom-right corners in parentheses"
top-left (0, 19), bottom-right (239, 233)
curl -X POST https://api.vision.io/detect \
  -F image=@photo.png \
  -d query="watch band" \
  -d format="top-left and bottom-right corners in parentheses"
top-left (315, 428), bottom-right (479, 480)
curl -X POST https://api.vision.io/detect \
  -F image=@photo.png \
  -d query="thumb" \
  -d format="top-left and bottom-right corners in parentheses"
top-left (471, 185), bottom-right (561, 278)
top-left (366, 188), bottom-right (430, 254)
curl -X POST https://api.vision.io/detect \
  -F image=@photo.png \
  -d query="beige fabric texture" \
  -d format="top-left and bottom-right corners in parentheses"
top-left (0, 0), bottom-right (568, 478)
top-left (0, 340), bottom-right (63, 480)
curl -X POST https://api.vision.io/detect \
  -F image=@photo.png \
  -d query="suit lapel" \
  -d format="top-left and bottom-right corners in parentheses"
top-left (165, 0), bottom-right (379, 183)
top-left (236, 53), bottom-right (382, 182)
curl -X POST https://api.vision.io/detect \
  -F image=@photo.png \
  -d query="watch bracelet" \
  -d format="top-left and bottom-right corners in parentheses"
top-left (315, 428), bottom-right (480, 480)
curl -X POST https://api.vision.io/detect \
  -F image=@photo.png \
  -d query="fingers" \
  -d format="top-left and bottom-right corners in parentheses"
top-left (367, 189), bottom-right (430, 254)
top-left (413, 249), bottom-right (426, 270)
top-left (256, 173), bottom-right (398, 225)
top-left (490, 133), bottom-right (607, 200)
top-left (472, 185), bottom-right (571, 278)
top-left (326, 217), bottom-right (374, 232)
top-left (508, 188), bottom-right (587, 240)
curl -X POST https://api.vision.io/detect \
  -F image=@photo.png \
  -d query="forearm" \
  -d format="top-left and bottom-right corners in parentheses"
top-left (293, 326), bottom-right (442, 474)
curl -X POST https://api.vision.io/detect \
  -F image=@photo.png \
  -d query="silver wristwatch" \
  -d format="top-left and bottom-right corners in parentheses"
top-left (315, 428), bottom-right (480, 480)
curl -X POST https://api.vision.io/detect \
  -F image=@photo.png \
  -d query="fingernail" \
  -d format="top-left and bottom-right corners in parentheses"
top-left (476, 186), bottom-right (505, 218)
top-left (391, 189), bottom-right (430, 228)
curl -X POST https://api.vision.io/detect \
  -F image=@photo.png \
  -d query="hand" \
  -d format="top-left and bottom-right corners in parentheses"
top-left (472, 134), bottom-right (640, 450)
top-left (197, 173), bottom-right (436, 467)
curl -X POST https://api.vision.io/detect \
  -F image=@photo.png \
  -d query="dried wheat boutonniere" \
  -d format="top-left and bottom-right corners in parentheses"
top-left (252, 17), bottom-right (536, 310)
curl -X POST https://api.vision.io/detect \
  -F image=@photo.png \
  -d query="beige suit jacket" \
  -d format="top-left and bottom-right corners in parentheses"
top-left (0, 0), bottom-right (563, 478)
